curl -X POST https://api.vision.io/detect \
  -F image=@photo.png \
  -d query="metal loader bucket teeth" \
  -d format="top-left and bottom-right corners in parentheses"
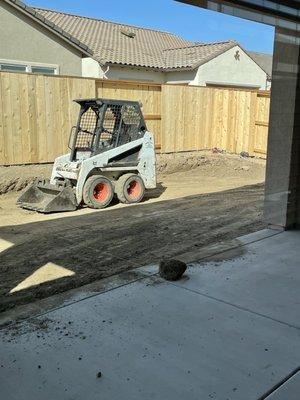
top-left (17, 180), bottom-right (77, 213)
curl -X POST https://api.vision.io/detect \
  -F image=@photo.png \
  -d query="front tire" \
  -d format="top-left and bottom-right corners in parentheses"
top-left (115, 173), bottom-right (145, 204)
top-left (83, 175), bottom-right (114, 209)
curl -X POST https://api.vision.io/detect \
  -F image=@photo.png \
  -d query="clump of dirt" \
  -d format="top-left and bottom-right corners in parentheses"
top-left (159, 259), bottom-right (187, 281)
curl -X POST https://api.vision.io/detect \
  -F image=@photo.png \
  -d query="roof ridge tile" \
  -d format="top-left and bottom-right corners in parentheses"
top-left (164, 39), bottom-right (237, 52)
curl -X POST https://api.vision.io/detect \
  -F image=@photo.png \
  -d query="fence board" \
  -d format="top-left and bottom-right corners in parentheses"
top-left (0, 73), bottom-right (4, 163)
top-left (0, 72), bottom-right (270, 165)
top-left (2, 73), bottom-right (14, 164)
top-left (254, 93), bottom-right (270, 156)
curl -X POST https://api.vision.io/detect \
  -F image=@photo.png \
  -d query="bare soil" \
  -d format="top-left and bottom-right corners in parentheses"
top-left (0, 151), bottom-right (266, 312)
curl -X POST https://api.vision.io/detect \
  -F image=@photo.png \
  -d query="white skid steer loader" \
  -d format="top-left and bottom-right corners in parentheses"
top-left (17, 98), bottom-right (156, 213)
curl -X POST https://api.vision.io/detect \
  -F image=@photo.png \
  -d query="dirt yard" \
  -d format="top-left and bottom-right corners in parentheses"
top-left (0, 151), bottom-right (266, 311)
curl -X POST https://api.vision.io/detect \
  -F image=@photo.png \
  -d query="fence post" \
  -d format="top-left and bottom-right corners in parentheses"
top-left (248, 91), bottom-right (258, 156)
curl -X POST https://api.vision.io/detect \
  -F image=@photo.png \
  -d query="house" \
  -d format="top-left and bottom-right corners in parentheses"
top-left (36, 7), bottom-right (271, 90)
top-left (0, 0), bottom-right (271, 90)
top-left (163, 42), bottom-right (271, 89)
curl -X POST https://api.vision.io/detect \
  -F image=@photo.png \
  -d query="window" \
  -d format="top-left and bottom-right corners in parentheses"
top-left (0, 59), bottom-right (59, 75)
top-left (31, 66), bottom-right (56, 75)
top-left (0, 63), bottom-right (26, 73)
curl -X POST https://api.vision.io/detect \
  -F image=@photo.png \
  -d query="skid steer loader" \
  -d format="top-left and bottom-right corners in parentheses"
top-left (17, 98), bottom-right (156, 213)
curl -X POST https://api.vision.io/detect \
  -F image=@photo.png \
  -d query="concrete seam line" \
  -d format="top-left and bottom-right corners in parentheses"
top-left (0, 273), bottom-right (151, 330)
top-left (168, 282), bottom-right (300, 331)
top-left (257, 367), bottom-right (300, 400)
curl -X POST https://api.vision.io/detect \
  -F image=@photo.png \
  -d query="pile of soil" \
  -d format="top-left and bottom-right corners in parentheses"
top-left (0, 164), bottom-right (52, 195)
top-left (156, 152), bottom-right (209, 174)
top-left (0, 151), bottom-right (265, 195)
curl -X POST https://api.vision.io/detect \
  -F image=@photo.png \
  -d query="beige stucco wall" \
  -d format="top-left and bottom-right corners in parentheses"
top-left (192, 45), bottom-right (268, 89)
top-left (165, 70), bottom-right (197, 84)
top-left (82, 58), bottom-right (105, 78)
top-left (105, 65), bottom-right (165, 83)
top-left (0, 1), bottom-right (84, 76)
top-left (82, 59), bottom-right (165, 83)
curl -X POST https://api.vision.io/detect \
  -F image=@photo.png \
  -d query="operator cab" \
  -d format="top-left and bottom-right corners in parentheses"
top-left (69, 98), bottom-right (147, 162)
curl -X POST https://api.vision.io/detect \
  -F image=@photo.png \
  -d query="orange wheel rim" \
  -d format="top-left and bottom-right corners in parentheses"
top-left (127, 180), bottom-right (141, 199)
top-left (93, 182), bottom-right (109, 202)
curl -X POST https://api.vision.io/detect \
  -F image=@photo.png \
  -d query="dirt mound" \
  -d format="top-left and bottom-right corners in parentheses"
top-left (156, 152), bottom-right (209, 174)
top-left (0, 151), bottom-right (265, 195)
top-left (157, 151), bottom-right (265, 180)
top-left (0, 164), bottom-right (52, 195)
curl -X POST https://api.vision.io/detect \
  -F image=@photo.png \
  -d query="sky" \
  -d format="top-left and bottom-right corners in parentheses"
top-left (28, 0), bottom-right (275, 54)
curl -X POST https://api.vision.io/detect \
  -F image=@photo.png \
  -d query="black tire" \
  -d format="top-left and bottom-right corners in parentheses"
top-left (115, 173), bottom-right (145, 204)
top-left (83, 175), bottom-right (114, 209)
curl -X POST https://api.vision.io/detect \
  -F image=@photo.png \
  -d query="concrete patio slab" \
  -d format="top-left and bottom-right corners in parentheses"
top-left (172, 231), bottom-right (300, 328)
top-left (1, 230), bottom-right (300, 400)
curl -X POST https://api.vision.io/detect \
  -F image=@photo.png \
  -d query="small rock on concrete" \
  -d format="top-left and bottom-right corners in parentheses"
top-left (159, 259), bottom-right (187, 281)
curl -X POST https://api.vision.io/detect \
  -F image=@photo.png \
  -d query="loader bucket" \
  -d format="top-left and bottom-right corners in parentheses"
top-left (17, 180), bottom-right (77, 213)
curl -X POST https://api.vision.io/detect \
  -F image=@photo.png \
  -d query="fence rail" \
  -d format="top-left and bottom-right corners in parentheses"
top-left (0, 71), bottom-right (270, 165)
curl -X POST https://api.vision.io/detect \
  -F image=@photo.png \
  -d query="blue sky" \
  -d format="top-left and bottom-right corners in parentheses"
top-left (28, 0), bottom-right (275, 54)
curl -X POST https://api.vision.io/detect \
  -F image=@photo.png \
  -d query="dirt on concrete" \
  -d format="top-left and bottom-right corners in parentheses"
top-left (0, 151), bottom-right (266, 312)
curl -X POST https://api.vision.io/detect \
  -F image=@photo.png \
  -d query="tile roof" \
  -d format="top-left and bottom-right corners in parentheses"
top-left (17, 5), bottom-right (268, 74)
top-left (34, 8), bottom-right (236, 71)
top-left (163, 41), bottom-right (238, 69)
top-left (4, 0), bottom-right (93, 56)
top-left (5, 2), bottom-right (272, 74)
top-left (34, 8), bottom-right (193, 69)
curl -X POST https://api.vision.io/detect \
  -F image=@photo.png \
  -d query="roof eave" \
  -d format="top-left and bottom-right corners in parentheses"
top-left (98, 58), bottom-right (195, 71)
top-left (102, 61), bottom-right (168, 72)
top-left (164, 66), bottom-right (194, 72)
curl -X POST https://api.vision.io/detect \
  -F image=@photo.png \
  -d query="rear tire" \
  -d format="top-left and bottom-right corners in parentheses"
top-left (116, 173), bottom-right (145, 204)
top-left (83, 175), bottom-right (114, 209)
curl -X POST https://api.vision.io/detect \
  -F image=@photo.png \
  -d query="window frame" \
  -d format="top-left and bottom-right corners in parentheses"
top-left (0, 59), bottom-right (59, 75)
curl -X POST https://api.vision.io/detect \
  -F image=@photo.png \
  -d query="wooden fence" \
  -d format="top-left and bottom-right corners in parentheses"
top-left (0, 72), bottom-right (94, 164)
top-left (96, 80), bottom-right (162, 149)
top-left (161, 85), bottom-right (270, 156)
top-left (0, 71), bottom-right (270, 165)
